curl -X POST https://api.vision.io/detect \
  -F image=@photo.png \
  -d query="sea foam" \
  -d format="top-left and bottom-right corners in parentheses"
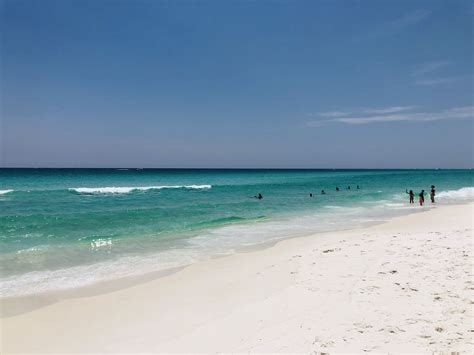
top-left (0, 189), bottom-right (13, 195)
top-left (69, 185), bottom-right (212, 194)
top-left (437, 187), bottom-right (474, 201)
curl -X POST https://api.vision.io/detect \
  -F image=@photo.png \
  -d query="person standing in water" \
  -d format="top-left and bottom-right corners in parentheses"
top-left (309, 193), bottom-right (313, 197)
top-left (430, 185), bottom-right (436, 203)
top-left (406, 189), bottom-right (414, 204)
top-left (419, 190), bottom-right (425, 206)
top-left (255, 193), bottom-right (263, 200)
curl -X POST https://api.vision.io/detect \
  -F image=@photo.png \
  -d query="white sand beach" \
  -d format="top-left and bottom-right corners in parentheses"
top-left (1, 203), bottom-right (473, 353)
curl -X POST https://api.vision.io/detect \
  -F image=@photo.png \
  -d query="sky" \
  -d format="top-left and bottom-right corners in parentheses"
top-left (1, 0), bottom-right (473, 168)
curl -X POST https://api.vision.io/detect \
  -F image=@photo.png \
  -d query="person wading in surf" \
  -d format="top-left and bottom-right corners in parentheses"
top-left (418, 190), bottom-right (425, 206)
top-left (430, 185), bottom-right (436, 203)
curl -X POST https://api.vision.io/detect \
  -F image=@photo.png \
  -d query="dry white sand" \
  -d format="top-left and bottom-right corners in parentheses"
top-left (1, 203), bottom-right (473, 353)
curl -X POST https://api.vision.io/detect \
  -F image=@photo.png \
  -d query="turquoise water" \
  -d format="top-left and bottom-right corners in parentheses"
top-left (0, 169), bottom-right (472, 296)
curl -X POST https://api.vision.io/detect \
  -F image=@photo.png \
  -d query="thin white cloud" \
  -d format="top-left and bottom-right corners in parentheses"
top-left (319, 111), bottom-right (351, 118)
top-left (389, 9), bottom-right (431, 28)
top-left (353, 9), bottom-right (431, 42)
top-left (411, 61), bottom-right (467, 87)
top-left (412, 61), bottom-right (451, 77)
top-left (362, 106), bottom-right (416, 114)
top-left (335, 106), bottom-right (473, 125)
top-left (415, 77), bottom-right (460, 86)
top-left (306, 106), bottom-right (473, 126)
top-left (319, 106), bottom-right (414, 118)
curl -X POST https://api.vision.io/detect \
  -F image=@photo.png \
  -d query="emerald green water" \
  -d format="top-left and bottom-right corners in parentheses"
top-left (0, 169), bottom-right (472, 296)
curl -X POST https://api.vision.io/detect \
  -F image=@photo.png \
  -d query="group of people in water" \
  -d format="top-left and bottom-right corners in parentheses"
top-left (256, 184), bottom-right (437, 207)
top-left (318, 185), bottom-right (360, 196)
top-left (255, 185), bottom-right (361, 200)
top-left (406, 185), bottom-right (436, 206)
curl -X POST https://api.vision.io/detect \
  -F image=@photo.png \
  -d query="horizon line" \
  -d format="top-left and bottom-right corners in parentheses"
top-left (0, 167), bottom-right (472, 170)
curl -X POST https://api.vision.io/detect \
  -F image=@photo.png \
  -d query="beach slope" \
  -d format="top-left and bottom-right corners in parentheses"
top-left (1, 204), bottom-right (473, 353)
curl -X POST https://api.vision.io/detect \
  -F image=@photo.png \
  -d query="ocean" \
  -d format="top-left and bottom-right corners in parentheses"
top-left (0, 168), bottom-right (472, 297)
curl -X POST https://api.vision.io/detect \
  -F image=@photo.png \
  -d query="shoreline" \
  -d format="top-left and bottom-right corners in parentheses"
top-left (1, 201), bottom-right (442, 317)
top-left (1, 199), bottom-right (446, 302)
top-left (1, 202), bottom-right (473, 352)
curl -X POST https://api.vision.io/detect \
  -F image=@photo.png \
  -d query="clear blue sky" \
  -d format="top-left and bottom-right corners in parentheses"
top-left (1, 0), bottom-right (472, 168)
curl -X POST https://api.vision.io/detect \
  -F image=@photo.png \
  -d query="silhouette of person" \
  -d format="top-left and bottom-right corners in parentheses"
top-left (406, 189), bottom-right (414, 204)
top-left (321, 190), bottom-right (326, 195)
top-left (430, 185), bottom-right (436, 203)
top-left (419, 190), bottom-right (425, 206)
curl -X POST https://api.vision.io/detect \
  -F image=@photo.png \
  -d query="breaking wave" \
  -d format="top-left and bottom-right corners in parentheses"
top-left (69, 185), bottom-right (212, 194)
top-left (437, 186), bottom-right (474, 201)
top-left (0, 189), bottom-right (13, 195)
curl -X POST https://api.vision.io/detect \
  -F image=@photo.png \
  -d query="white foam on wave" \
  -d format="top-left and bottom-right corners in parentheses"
top-left (323, 205), bottom-right (344, 209)
top-left (437, 187), bottom-right (474, 201)
top-left (0, 248), bottom-right (202, 297)
top-left (0, 189), bottom-right (13, 195)
top-left (69, 185), bottom-right (212, 194)
top-left (383, 202), bottom-right (406, 209)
